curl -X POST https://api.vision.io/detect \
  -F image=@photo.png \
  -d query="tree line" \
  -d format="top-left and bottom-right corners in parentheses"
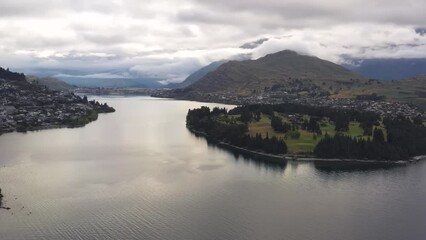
top-left (0, 188), bottom-right (3, 207)
top-left (187, 107), bottom-right (287, 155)
top-left (314, 116), bottom-right (426, 160)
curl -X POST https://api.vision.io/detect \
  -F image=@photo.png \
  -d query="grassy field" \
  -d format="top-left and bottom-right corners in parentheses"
top-left (248, 114), bottom-right (380, 154)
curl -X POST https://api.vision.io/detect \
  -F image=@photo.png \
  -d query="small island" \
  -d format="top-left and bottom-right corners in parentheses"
top-left (187, 104), bottom-right (426, 163)
top-left (0, 67), bottom-right (115, 135)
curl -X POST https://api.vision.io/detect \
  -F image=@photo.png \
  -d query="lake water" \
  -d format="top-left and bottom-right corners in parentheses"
top-left (0, 96), bottom-right (425, 240)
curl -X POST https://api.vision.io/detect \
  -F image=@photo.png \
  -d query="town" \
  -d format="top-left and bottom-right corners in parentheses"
top-left (154, 88), bottom-right (425, 121)
top-left (0, 78), bottom-right (115, 135)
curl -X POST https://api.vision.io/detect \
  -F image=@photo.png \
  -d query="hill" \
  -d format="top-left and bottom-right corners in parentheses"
top-left (0, 67), bottom-right (26, 81)
top-left (26, 75), bottom-right (75, 91)
top-left (188, 50), bottom-right (366, 96)
top-left (335, 75), bottom-right (426, 110)
top-left (168, 60), bottom-right (227, 89)
top-left (344, 58), bottom-right (426, 80)
top-left (1, 68), bottom-right (115, 135)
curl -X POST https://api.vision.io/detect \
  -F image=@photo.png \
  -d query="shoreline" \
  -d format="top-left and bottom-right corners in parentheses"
top-left (188, 127), bottom-right (425, 165)
top-left (0, 111), bottom-right (111, 136)
top-left (0, 123), bottom-right (87, 136)
top-left (1, 122), bottom-right (88, 137)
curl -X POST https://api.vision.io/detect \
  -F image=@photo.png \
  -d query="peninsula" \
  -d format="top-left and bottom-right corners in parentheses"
top-left (187, 104), bottom-right (426, 162)
top-left (0, 67), bottom-right (115, 135)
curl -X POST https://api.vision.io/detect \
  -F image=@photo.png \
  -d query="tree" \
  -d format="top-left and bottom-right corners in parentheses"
top-left (0, 188), bottom-right (3, 207)
top-left (413, 115), bottom-right (423, 125)
top-left (0, 67), bottom-right (26, 81)
top-left (373, 128), bottom-right (385, 144)
top-left (239, 109), bottom-right (252, 122)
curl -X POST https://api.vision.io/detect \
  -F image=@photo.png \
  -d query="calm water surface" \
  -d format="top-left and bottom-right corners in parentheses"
top-left (0, 96), bottom-right (425, 240)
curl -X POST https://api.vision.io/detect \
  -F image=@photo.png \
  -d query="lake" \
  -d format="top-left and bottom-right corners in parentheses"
top-left (0, 96), bottom-right (425, 240)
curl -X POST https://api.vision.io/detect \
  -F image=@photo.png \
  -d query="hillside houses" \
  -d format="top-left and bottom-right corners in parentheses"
top-left (0, 78), bottom-right (114, 135)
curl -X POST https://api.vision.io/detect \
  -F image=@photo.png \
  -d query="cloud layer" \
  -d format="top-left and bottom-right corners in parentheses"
top-left (0, 0), bottom-right (425, 84)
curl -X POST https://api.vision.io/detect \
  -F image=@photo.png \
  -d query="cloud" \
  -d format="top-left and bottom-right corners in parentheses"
top-left (251, 25), bottom-right (426, 63)
top-left (190, 0), bottom-right (426, 27)
top-left (240, 38), bottom-right (269, 49)
top-left (130, 57), bottom-right (202, 83)
top-left (0, 0), bottom-right (426, 85)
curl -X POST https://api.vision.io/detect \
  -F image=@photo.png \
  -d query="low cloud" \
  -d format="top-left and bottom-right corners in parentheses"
top-left (240, 38), bottom-right (269, 49)
top-left (54, 72), bottom-right (130, 79)
top-left (0, 0), bottom-right (426, 84)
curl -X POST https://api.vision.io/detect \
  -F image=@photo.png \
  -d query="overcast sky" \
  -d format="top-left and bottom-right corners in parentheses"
top-left (1, 0), bottom-right (426, 84)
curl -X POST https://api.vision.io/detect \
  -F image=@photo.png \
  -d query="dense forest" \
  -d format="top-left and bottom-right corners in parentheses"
top-left (187, 103), bottom-right (426, 161)
top-left (0, 67), bottom-right (26, 81)
top-left (314, 115), bottom-right (426, 160)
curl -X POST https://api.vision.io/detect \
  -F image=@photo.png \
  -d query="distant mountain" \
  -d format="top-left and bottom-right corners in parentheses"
top-left (26, 76), bottom-right (75, 91)
top-left (188, 50), bottom-right (365, 95)
top-left (344, 58), bottom-right (426, 80)
top-left (168, 60), bottom-right (228, 89)
top-left (57, 77), bottom-right (162, 89)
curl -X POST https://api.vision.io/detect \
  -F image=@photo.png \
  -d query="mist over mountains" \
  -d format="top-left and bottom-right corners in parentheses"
top-left (178, 50), bottom-right (365, 95)
top-left (344, 58), bottom-right (426, 80)
top-left (18, 48), bottom-right (426, 90)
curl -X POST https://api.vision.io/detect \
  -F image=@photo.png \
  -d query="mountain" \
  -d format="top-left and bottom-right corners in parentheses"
top-left (57, 77), bottom-right (160, 88)
top-left (187, 50), bottom-right (365, 95)
top-left (26, 75), bottom-right (75, 91)
top-left (168, 60), bottom-right (227, 89)
top-left (344, 58), bottom-right (426, 80)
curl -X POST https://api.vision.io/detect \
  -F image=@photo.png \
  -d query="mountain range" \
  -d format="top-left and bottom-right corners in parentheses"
top-left (58, 77), bottom-right (160, 89)
top-left (186, 50), bottom-right (366, 95)
top-left (169, 55), bottom-right (426, 91)
top-left (344, 58), bottom-right (426, 80)
top-left (155, 50), bottom-right (426, 110)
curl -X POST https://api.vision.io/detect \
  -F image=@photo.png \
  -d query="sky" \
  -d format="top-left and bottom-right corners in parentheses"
top-left (1, 0), bottom-right (426, 85)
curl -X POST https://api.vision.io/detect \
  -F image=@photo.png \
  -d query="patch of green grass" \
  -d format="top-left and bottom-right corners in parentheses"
top-left (285, 130), bottom-right (319, 154)
top-left (320, 120), bottom-right (336, 136)
top-left (248, 115), bottom-right (387, 154)
top-left (249, 118), bottom-right (320, 154)
top-left (348, 122), bottom-right (364, 138)
top-left (248, 114), bottom-right (272, 136)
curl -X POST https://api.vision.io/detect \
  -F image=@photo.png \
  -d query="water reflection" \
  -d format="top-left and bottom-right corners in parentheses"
top-left (1, 97), bottom-right (425, 240)
top-left (187, 127), bottom-right (410, 175)
top-left (313, 161), bottom-right (404, 173)
top-left (188, 130), bottom-right (287, 173)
